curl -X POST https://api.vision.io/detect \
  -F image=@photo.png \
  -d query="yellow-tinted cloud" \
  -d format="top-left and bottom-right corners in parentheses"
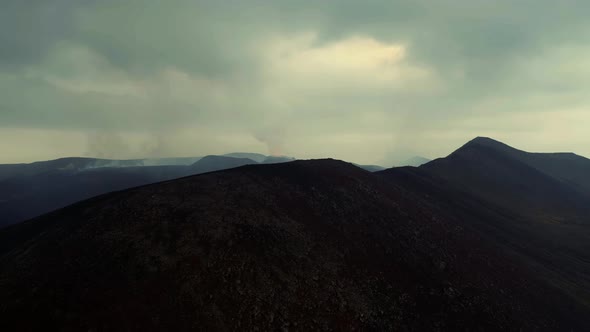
top-left (264, 33), bottom-right (435, 92)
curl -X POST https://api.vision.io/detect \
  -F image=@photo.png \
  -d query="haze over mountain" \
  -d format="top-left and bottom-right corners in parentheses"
top-left (398, 156), bottom-right (432, 167)
top-left (3, 1), bottom-right (590, 165)
top-left (1, 138), bottom-right (589, 330)
top-left (190, 155), bottom-right (258, 173)
top-left (0, 153), bottom-right (295, 227)
top-left (222, 153), bottom-right (268, 163)
top-left (2, 1), bottom-right (590, 330)
top-left (0, 157), bottom-right (201, 182)
top-left (354, 164), bottom-right (387, 172)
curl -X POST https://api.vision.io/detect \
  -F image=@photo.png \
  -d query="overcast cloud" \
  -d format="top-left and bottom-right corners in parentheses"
top-left (1, 0), bottom-right (590, 164)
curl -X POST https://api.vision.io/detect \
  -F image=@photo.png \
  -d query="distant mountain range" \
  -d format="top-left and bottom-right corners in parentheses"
top-left (353, 163), bottom-right (386, 172)
top-left (0, 153), bottom-right (296, 227)
top-left (0, 153), bottom-right (381, 227)
top-left (0, 156), bottom-right (199, 181)
top-left (0, 137), bottom-right (589, 330)
top-left (398, 156), bottom-right (431, 167)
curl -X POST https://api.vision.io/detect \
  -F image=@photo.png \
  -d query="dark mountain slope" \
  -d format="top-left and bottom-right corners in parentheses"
top-left (422, 137), bottom-right (590, 224)
top-left (377, 166), bottom-right (590, 313)
top-left (379, 138), bottom-right (590, 313)
top-left (522, 152), bottom-right (590, 195)
top-left (0, 166), bottom-right (186, 226)
top-left (0, 160), bottom-right (587, 331)
top-left (0, 155), bottom-right (259, 227)
top-left (455, 137), bottom-right (590, 196)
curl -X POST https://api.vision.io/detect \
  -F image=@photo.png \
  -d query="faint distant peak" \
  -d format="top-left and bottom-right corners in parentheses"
top-left (354, 164), bottom-right (386, 172)
top-left (399, 156), bottom-right (431, 167)
top-left (223, 152), bottom-right (268, 163)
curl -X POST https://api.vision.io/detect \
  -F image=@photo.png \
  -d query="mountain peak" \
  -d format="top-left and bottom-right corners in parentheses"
top-left (457, 137), bottom-right (520, 155)
top-left (466, 136), bottom-right (506, 147)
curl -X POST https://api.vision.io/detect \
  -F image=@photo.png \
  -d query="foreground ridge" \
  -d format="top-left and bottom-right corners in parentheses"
top-left (1, 155), bottom-right (589, 330)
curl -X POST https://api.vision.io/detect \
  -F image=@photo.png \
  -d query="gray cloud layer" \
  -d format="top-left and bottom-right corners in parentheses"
top-left (1, 0), bottom-right (590, 164)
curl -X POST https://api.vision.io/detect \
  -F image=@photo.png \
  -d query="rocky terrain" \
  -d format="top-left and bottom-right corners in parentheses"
top-left (1, 152), bottom-right (589, 330)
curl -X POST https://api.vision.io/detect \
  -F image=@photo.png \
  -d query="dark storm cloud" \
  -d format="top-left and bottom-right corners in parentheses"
top-left (0, 0), bottom-right (93, 67)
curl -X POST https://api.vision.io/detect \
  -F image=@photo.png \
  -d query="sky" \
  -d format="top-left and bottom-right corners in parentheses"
top-left (1, 0), bottom-right (590, 165)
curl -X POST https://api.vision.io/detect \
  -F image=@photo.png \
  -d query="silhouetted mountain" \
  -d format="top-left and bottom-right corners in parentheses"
top-left (377, 137), bottom-right (590, 315)
top-left (377, 165), bottom-right (590, 321)
top-left (0, 156), bottom-right (200, 181)
top-left (191, 155), bottom-right (258, 173)
top-left (423, 137), bottom-right (590, 223)
top-left (0, 155), bottom-right (259, 227)
top-left (0, 157), bottom-right (119, 180)
top-left (0, 166), bottom-right (188, 227)
top-left (463, 137), bottom-right (590, 195)
top-left (0, 159), bottom-right (588, 331)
